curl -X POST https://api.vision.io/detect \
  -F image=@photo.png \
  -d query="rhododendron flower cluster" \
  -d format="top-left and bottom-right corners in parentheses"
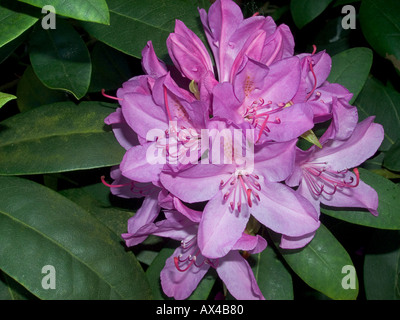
top-left (103, 0), bottom-right (384, 300)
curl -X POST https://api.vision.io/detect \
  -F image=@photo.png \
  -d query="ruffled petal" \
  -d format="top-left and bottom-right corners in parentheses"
top-left (141, 41), bottom-right (168, 78)
top-left (315, 117), bottom-right (384, 171)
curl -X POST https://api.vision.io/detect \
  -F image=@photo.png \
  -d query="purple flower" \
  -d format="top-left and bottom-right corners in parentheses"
top-left (117, 72), bottom-right (208, 184)
top-left (167, 0), bottom-right (294, 85)
top-left (284, 117), bottom-right (384, 248)
top-left (212, 56), bottom-right (315, 143)
top-left (199, 0), bottom-right (294, 82)
top-left (160, 121), bottom-right (320, 258)
top-left (123, 199), bottom-right (266, 300)
top-left (102, 0), bottom-right (385, 301)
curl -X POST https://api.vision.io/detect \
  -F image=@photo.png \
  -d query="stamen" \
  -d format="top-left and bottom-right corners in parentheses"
top-left (256, 115), bottom-right (270, 142)
top-left (101, 89), bottom-right (123, 101)
top-left (246, 189), bottom-right (252, 207)
top-left (100, 176), bottom-right (131, 188)
top-left (311, 44), bottom-right (317, 55)
top-left (163, 86), bottom-right (173, 121)
top-left (306, 59), bottom-right (317, 100)
top-left (303, 164), bottom-right (360, 197)
top-left (174, 256), bottom-right (195, 272)
top-left (352, 168), bottom-right (360, 187)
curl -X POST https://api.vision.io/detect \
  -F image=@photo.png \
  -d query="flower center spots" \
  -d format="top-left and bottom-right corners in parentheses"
top-left (220, 171), bottom-right (261, 213)
top-left (158, 85), bottom-right (200, 162)
top-left (244, 75), bottom-right (255, 98)
top-left (243, 98), bottom-right (284, 142)
top-left (174, 236), bottom-right (218, 272)
top-left (302, 162), bottom-right (360, 197)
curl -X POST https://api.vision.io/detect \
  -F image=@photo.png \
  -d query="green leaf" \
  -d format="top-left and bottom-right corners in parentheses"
top-left (300, 129), bottom-right (322, 148)
top-left (0, 271), bottom-right (37, 300)
top-left (60, 184), bottom-right (133, 238)
top-left (321, 168), bottom-right (400, 229)
top-left (0, 176), bottom-right (152, 299)
top-left (251, 245), bottom-right (293, 300)
top-left (19, 0), bottom-right (110, 25)
top-left (364, 230), bottom-right (400, 300)
top-left (360, 0), bottom-right (400, 72)
top-left (29, 19), bottom-right (92, 100)
top-left (0, 92), bottom-right (16, 109)
top-left (290, 0), bottom-right (334, 29)
top-left (16, 66), bottom-right (68, 112)
top-left (81, 0), bottom-right (207, 60)
top-left (0, 30), bottom-right (28, 64)
top-left (332, 0), bottom-right (360, 7)
top-left (383, 139), bottom-right (400, 172)
top-left (355, 77), bottom-right (400, 151)
top-left (327, 47), bottom-right (373, 104)
top-left (280, 223), bottom-right (358, 300)
top-left (0, 0), bottom-right (39, 48)
top-left (88, 42), bottom-right (132, 93)
top-left (0, 101), bottom-right (125, 175)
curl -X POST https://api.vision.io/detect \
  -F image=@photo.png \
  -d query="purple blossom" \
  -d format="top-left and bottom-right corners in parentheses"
top-left (102, 0), bottom-right (385, 301)
top-left (123, 199), bottom-right (266, 300)
top-left (160, 122), bottom-right (320, 258)
top-left (284, 117), bottom-right (384, 248)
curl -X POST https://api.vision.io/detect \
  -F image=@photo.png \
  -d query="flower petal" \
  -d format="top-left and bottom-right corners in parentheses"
top-left (261, 102), bottom-right (314, 142)
top-left (216, 251), bottom-right (265, 300)
top-left (120, 142), bottom-right (164, 183)
top-left (280, 231), bottom-right (316, 249)
top-left (315, 117), bottom-right (384, 171)
top-left (232, 234), bottom-right (267, 254)
top-left (105, 108), bottom-right (140, 150)
top-left (257, 56), bottom-right (301, 104)
top-left (262, 24), bottom-right (294, 66)
top-left (167, 20), bottom-right (214, 82)
top-left (160, 247), bottom-right (210, 300)
top-left (121, 92), bottom-right (168, 139)
top-left (254, 140), bottom-right (296, 182)
top-left (198, 191), bottom-right (249, 259)
top-left (251, 181), bottom-right (320, 237)
top-left (199, 0), bottom-right (243, 82)
top-left (212, 82), bottom-right (243, 123)
top-left (320, 177), bottom-right (379, 216)
top-left (141, 41), bottom-right (168, 78)
top-left (320, 97), bottom-right (358, 143)
top-left (160, 164), bottom-right (232, 203)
